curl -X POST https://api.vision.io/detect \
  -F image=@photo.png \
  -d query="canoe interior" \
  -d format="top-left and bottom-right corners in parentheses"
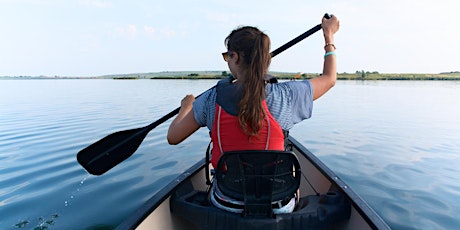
top-left (117, 136), bottom-right (389, 230)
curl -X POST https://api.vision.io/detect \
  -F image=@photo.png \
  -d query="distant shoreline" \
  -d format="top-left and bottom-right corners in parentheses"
top-left (2, 71), bottom-right (460, 80)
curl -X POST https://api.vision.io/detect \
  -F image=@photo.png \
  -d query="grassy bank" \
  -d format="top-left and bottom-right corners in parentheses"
top-left (3, 71), bottom-right (460, 80)
top-left (127, 71), bottom-right (460, 80)
top-left (335, 72), bottom-right (460, 81)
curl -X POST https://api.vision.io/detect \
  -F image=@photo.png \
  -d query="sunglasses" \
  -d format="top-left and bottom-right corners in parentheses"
top-left (221, 51), bottom-right (234, 62)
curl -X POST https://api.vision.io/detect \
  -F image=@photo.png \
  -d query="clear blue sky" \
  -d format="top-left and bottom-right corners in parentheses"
top-left (1, 0), bottom-right (458, 77)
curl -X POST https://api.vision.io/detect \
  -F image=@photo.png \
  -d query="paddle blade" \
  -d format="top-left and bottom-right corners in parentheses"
top-left (77, 126), bottom-right (150, 175)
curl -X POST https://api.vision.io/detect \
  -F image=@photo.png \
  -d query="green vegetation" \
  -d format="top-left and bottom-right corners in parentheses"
top-left (113, 70), bottom-right (460, 80)
top-left (112, 71), bottom-right (226, 80)
top-left (335, 71), bottom-right (460, 81)
top-left (2, 71), bottom-right (460, 80)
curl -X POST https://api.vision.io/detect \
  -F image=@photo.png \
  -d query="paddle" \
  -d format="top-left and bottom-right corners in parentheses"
top-left (77, 13), bottom-right (331, 175)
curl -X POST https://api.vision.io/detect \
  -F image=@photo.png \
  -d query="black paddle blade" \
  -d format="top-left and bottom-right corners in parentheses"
top-left (77, 126), bottom-right (150, 175)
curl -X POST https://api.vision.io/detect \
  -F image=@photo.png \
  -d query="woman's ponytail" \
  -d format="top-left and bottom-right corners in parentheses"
top-left (225, 26), bottom-right (271, 137)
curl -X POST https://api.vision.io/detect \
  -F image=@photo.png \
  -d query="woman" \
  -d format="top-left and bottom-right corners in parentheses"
top-left (167, 15), bottom-right (339, 153)
top-left (167, 15), bottom-right (339, 213)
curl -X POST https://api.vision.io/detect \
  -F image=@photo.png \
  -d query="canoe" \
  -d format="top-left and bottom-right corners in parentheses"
top-left (115, 136), bottom-right (390, 230)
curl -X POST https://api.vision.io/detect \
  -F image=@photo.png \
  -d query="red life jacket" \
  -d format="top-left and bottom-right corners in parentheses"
top-left (210, 78), bottom-right (285, 168)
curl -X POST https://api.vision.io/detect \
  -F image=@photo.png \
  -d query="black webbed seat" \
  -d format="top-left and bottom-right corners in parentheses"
top-left (170, 150), bottom-right (351, 230)
top-left (214, 150), bottom-right (300, 217)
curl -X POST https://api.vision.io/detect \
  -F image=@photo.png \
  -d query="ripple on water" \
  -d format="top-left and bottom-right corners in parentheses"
top-left (151, 161), bottom-right (178, 170)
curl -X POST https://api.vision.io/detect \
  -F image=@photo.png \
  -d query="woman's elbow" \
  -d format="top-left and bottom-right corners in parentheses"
top-left (167, 132), bottom-right (180, 145)
top-left (167, 138), bottom-right (178, 145)
top-left (329, 77), bottom-right (337, 88)
top-left (324, 72), bottom-right (337, 89)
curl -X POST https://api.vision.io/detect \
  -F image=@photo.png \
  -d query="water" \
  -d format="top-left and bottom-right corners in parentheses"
top-left (1, 79), bottom-right (459, 229)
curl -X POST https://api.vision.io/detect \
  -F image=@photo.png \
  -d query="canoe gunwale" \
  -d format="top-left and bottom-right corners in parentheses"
top-left (115, 158), bottom-right (207, 230)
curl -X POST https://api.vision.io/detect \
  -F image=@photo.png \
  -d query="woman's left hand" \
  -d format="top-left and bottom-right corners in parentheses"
top-left (180, 94), bottom-right (195, 110)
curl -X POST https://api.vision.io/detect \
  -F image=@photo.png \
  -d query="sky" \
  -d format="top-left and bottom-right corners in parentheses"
top-left (1, 0), bottom-right (459, 77)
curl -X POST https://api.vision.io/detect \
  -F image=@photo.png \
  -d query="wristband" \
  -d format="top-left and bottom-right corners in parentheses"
top-left (324, 43), bottom-right (336, 50)
top-left (324, 51), bottom-right (336, 58)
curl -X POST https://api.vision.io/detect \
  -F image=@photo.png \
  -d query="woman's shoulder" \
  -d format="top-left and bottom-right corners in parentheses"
top-left (195, 87), bottom-right (217, 105)
top-left (267, 80), bottom-right (311, 94)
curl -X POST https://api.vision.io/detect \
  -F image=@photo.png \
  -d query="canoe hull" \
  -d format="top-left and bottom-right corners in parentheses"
top-left (117, 136), bottom-right (389, 230)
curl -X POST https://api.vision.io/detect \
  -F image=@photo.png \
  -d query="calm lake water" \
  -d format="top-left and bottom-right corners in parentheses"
top-left (0, 79), bottom-right (459, 229)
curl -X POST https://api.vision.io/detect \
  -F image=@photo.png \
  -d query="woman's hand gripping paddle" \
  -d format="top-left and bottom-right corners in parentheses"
top-left (77, 13), bottom-right (331, 175)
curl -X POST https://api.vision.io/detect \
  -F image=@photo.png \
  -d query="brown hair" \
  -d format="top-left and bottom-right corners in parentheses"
top-left (225, 26), bottom-right (271, 136)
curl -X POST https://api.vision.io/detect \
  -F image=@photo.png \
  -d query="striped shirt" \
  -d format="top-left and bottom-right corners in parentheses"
top-left (193, 80), bottom-right (314, 131)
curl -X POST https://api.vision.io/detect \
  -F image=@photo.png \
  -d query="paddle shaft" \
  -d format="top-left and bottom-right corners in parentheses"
top-left (139, 15), bottom-right (330, 130)
top-left (78, 15), bottom-right (329, 175)
top-left (123, 17), bottom-right (328, 140)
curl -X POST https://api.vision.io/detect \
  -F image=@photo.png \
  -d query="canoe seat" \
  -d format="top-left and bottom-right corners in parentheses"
top-left (214, 150), bottom-right (301, 216)
top-left (170, 150), bottom-right (351, 230)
